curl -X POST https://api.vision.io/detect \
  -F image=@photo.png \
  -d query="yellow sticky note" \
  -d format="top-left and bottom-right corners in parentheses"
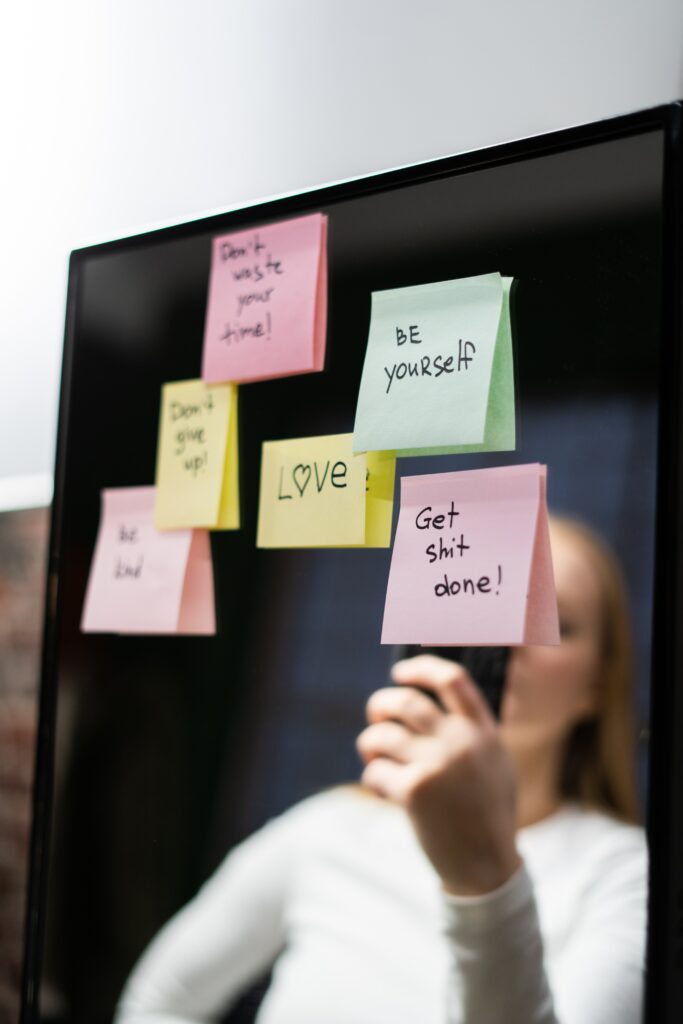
top-left (216, 389), bottom-right (239, 529)
top-left (257, 433), bottom-right (395, 548)
top-left (364, 450), bottom-right (396, 548)
top-left (155, 379), bottom-right (239, 530)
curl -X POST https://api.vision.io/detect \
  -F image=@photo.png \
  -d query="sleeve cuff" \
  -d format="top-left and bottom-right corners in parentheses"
top-left (441, 861), bottom-right (535, 937)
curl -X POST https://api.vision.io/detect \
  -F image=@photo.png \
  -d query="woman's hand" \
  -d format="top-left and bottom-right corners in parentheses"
top-left (356, 655), bottom-right (521, 897)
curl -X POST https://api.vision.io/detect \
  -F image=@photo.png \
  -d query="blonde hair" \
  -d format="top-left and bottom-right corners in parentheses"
top-left (552, 516), bottom-right (641, 824)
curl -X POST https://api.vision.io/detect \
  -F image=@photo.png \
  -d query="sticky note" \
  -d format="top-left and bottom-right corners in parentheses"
top-left (381, 464), bottom-right (559, 646)
top-left (202, 213), bottom-right (328, 384)
top-left (353, 272), bottom-right (515, 455)
top-left (154, 379), bottom-right (239, 530)
top-left (257, 433), bottom-right (395, 548)
top-left (81, 487), bottom-right (215, 635)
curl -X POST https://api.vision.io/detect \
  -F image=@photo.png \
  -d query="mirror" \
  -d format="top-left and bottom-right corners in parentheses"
top-left (34, 122), bottom-right (665, 1023)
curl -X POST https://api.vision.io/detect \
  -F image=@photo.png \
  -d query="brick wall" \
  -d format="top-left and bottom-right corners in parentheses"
top-left (0, 508), bottom-right (49, 1023)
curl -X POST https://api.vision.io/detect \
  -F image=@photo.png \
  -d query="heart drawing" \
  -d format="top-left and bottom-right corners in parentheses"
top-left (292, 463), bottom-right (312, 496)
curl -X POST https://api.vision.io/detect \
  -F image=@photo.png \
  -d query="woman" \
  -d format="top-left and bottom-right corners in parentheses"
top-left (116, 517), bottom-right (647, 1023)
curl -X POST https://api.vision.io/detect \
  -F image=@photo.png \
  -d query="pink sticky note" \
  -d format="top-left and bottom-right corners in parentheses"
top-left (81, 487), bottom-right (215, 635)
top-left (381, 465), bottom-right (559, 646)
top-left (202, 213), bottom-right (328, 384)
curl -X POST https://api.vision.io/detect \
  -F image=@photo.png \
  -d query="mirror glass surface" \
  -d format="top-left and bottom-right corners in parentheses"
top-left (39, 127), bottom-right (663, 1023)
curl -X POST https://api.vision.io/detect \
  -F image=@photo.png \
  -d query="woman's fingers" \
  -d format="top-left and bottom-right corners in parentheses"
top-left (356, 720), bottom-right (419, 765)
top-left (361, 757), bottom-right (414, 802)
top-left (366, 686), bottom-right (442, 734)
top-left (391, 655), bottom-right (494, 728)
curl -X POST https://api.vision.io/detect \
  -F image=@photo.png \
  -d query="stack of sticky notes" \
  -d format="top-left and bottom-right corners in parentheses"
top-left (257, 433), bottom-right (395, 549)
top-left (382, 464), bottom-right (558, 646)
top-left (154, 379), bottom-right (239, 531)
top-left (81, 487), bottom-right (215, 635)
top-left (202, 212), bottom-right (328, 384)
top-left (353, 272), bottom-right (515, 456)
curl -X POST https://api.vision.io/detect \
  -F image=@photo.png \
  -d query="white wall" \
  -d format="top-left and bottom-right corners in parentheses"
top-left (2, 0), bottom-right (683, 510)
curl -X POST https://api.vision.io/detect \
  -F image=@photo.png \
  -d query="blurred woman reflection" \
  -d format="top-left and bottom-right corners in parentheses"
top-left (115, 517), bottom-right (646, 1024)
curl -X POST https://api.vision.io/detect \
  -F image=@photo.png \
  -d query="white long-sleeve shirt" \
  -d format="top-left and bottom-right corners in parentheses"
top-left (115, 787), bottom-right (647, 1024)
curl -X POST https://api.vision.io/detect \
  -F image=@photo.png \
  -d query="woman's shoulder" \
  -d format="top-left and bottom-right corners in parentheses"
top-left (555, 804), bottom-right (646, 854)
top-left (265, 783), bottom-right (391, 838)
top-left (519, 802), bottom-right (647, 892)
top-left (524, 802), bottom-right (644, 841)
top-left (289, 783), bottom-right (388, 822)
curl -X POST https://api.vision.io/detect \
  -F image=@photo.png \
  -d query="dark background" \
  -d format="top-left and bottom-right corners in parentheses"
top-left (38, 128), bottom-right (663, 1021)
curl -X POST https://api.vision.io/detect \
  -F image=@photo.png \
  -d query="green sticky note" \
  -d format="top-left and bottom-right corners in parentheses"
top-left (352, 273), bottom-right (516, 456)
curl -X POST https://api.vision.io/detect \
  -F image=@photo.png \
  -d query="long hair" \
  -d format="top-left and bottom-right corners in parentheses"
top-left (552, 517), bottom-right (641, 824)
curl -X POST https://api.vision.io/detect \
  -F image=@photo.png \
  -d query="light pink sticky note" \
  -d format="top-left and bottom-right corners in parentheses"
top-left (381, 464), bottom-right (559, 646)
top-left (202, 213), bottom-right (327, 384)
top-left (81, 487), bottom-right (215, 635)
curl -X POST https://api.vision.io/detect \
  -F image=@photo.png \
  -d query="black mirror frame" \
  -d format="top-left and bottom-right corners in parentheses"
top-left (20, 101), bottom-right (683, 1023)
